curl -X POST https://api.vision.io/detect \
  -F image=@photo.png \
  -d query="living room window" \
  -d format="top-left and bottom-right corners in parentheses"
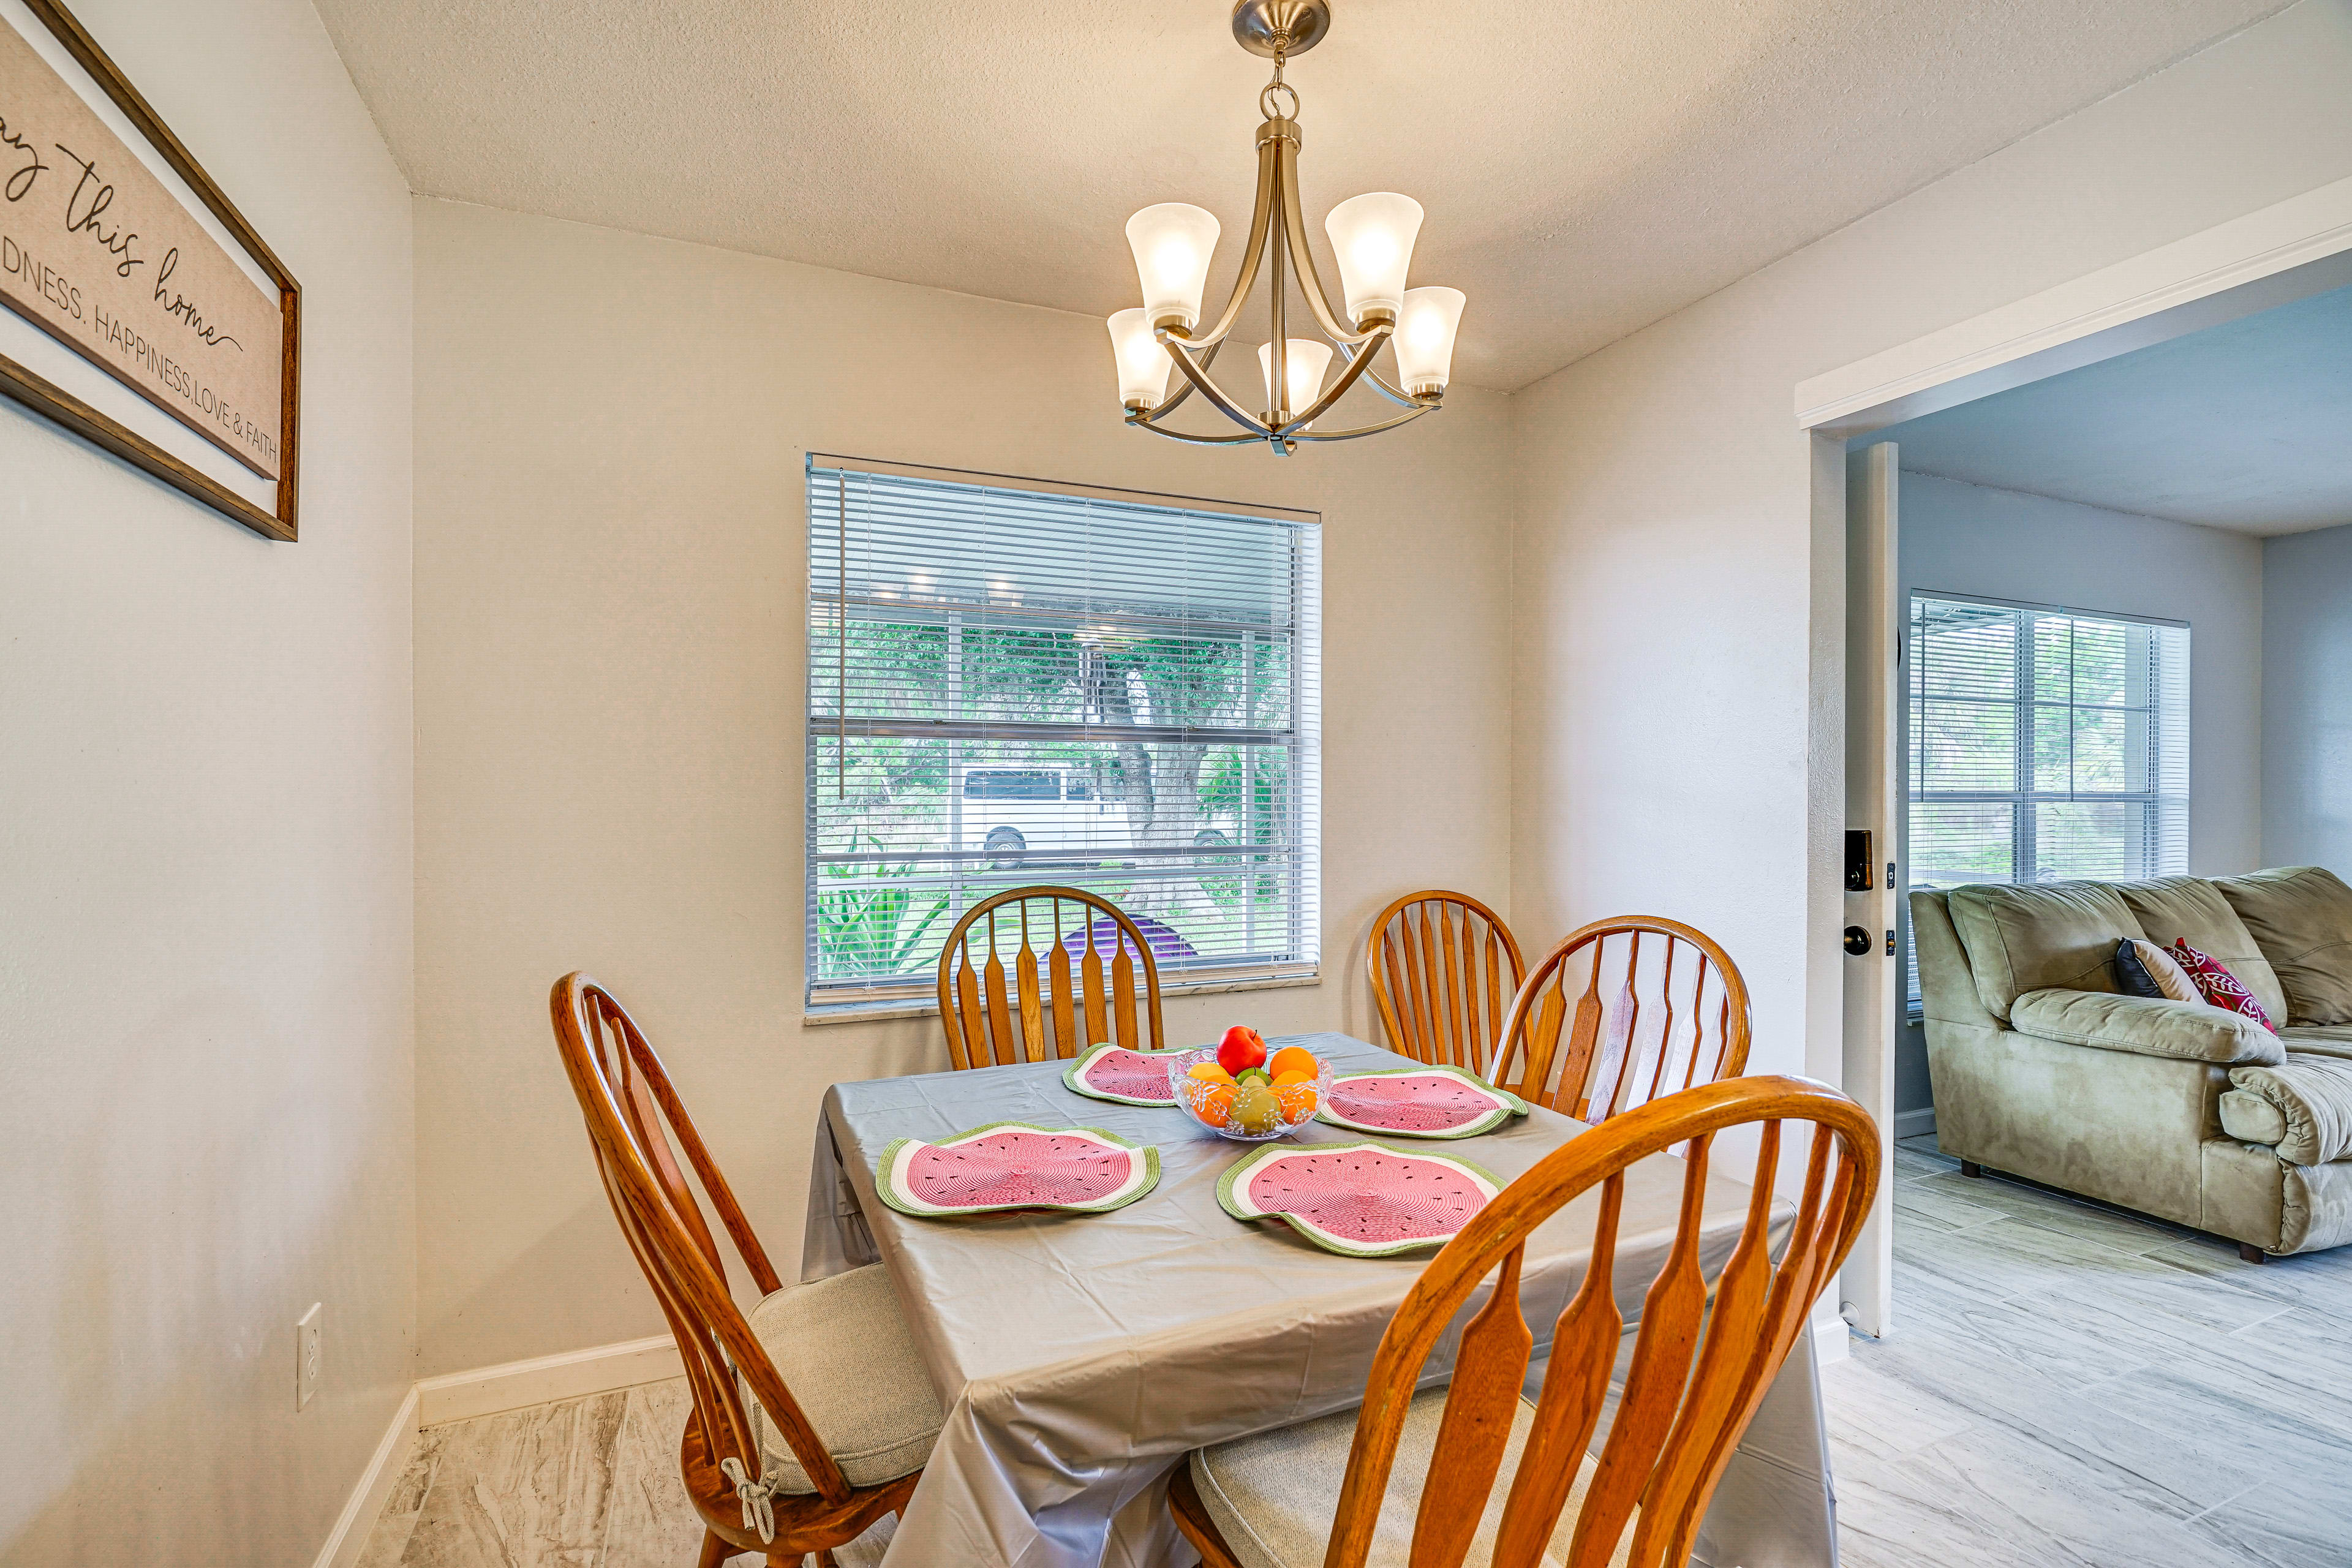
top-left (805, 456), bottom-right (1321, 1012)
top-left (1905, 593), bottom-right (2190, 1007)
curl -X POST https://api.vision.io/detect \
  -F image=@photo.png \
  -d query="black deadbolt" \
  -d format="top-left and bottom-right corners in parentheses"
top-left (1842, 925), bottom-right (1873, 956)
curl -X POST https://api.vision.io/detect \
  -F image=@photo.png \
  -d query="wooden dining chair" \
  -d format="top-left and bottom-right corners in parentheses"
top-left (1365, 891), bottom-right (1526, 1074)
top-left (935, 886), bottom-right (1168, 1069)
top-left (1488, 917), bottom-right (1753, 1122)
top-left (1170, 1074), bottom-right (1880, 1568)
top-left (550, 974), bottom-right (942, 1567)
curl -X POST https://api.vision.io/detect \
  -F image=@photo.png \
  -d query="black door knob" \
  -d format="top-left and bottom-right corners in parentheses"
top-left (1842, 925), bottom-right (1873, 956)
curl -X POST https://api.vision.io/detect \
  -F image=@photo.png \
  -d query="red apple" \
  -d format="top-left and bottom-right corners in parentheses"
top-left (1216, 1025), bottom-right (1267, 1076)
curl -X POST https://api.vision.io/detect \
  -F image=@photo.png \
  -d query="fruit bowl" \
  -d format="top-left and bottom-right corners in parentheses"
top-left (1171, 1042), bottom-right (1333, 1142)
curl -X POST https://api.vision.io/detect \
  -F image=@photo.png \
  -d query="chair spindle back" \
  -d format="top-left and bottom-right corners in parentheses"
top-left (1366, 891), bottom-right (1526, 1073)
top-left (935, 886), bottom-right (1167, 1069)
top-left (1490, 917), bottom-right (1752, 1121)
top-left (549, 974), bottom-right (849, 1506)
top-left (1324, 1075), bottom-right (1879, 1568)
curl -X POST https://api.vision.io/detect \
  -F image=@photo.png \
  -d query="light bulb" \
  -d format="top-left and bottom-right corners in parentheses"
top-left (1124, 204), bottom-right (1220, 333)
top-left (1323, 193), bottom-right (1423, 327)
top-left (1107, 309), bottom-right (1175, 410)
top-left (1257, 338), bottom-right (1334, 428)
top-left (1393, 287), bottom-right (1465, 396)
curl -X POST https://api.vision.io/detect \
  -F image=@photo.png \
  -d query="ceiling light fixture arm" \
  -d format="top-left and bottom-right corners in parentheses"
top-left (1280, 319), bottom-right (1394, 434)
top-left (1178, 139), bottom-right (1282, 352)
top-left (1275, 137), bottom-right (1376, 346)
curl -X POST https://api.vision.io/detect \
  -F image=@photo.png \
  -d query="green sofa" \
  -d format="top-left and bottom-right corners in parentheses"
top-left (1910, 865), bottom-right (2352, 1259)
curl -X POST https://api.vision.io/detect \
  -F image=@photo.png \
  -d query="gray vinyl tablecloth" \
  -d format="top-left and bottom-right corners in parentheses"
top-left (800, 1032), bottom-right (1838, 1568)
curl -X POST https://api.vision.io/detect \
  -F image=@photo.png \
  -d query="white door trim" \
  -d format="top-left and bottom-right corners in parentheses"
top-left (1795, 170), bottom-right (2352, 437)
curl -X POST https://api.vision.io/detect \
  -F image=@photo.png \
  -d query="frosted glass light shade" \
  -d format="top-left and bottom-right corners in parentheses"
top-left (1125, 203), bottom-right (1221, 332)
top-left (1107, 309), bottom-right (1175, 410)
top-left (1258, 338), bottom-right (1334, 426)
top-left (1393, 286), bottom-right (1465, 396)
top-left (1324, 193), bottom-right (1423, 326)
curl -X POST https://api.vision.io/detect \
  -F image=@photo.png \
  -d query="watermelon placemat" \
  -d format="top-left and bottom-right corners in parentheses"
top-left (1314, 1065), bottom-right (1529, 1139)
top-left (876, 1122), bottom-right (1161, 1218)
top-left (1061, 1042), bottom-right (1182, 1106)
top-left (1216, 1141), bottom-right (1501, 1257)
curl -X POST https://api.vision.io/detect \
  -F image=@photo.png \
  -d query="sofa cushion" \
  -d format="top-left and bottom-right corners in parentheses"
top-left (2009, 989), bottom-right (2283, 1066)
top-left (2115, 938), bottom-right (2201, 1003)
top-left (2169, 941), bottom-right (2280, 1031)
top-left (1947, 882), bottom-right (2143, 1023)
top-left (2280, 1024), bottom-right (2352, 1063)
top-left (2223, 1055), bottom-right (2352, 1166)
top-left (2215, 867), bottom-right (2352, 1025)
top-left (2111, 876), bottom-right (2288, 1026)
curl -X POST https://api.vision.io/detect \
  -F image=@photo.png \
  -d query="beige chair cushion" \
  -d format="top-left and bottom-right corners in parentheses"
top-left (1189, 1387), bottom-right (1634, 1568)
top-left (2222, 1055), bottom-right (2352, 1166)
top-left (1947, 882), bottom-right (2142, 1022)
top-left (2112, 876), bottom-right (2288, 1028)
top-left (2008, 989), bottom-right (2282, 1066)
top-left (2280, 1024), bottom-right (2352, 1063)
top-left (742, 1263), bottom-right (944, 1494)
top-left (2215, 867), bottom-right (2352, 1025)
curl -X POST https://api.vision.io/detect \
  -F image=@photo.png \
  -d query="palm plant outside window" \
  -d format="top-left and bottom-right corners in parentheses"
top-left (806, 458), bottom-right (1321, 1009)
top-left (1905, 593), bottom-right (2190, 1008)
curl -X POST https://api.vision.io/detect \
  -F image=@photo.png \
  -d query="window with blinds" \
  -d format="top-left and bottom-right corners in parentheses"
top-left (1905, 592), bottom-right (2190, 1006)
top-left (806, 458), bottom-right (1321, 1009)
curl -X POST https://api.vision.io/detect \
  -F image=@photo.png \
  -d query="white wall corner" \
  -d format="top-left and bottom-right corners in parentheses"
top-left (415, 1334), bottom-right (684, 1428)
top-left (311, 1385), bottom-right (421, 1568)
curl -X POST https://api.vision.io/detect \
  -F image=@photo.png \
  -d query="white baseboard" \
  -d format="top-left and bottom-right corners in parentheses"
top-left (1811, 1315), bottom-right (1851, 1367)
top-left (415, 1333), bottom-right (683, 1427)
top-left (1893, 1107), bottom-right (1937, 1141)
top-left (311, 1384), bottom-right (420, 1568)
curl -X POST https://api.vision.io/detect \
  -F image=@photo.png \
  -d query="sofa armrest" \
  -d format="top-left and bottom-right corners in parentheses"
top-left (2008, 989), bottom-right (2284, 1066)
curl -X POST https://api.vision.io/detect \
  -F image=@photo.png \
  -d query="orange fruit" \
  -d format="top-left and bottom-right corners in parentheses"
top-left (1188, 1061), bottom-right (1235, 1084)
top-left (1272, 1069), bottom-right (1311, 1088)
top-left (1195, 1085), bottom-right (1238, 1127)
top-left (1276, 1083), bottom-right (1318, 1121)
top-left (1268, 1046), bottom-right (1319, 1080)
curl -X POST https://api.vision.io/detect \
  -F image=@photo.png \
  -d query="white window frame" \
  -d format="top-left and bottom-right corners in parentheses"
top-left (1903, 589), bottom-right (2191, 1014)
top-left (802, 454), bottom-right (1322, 1020)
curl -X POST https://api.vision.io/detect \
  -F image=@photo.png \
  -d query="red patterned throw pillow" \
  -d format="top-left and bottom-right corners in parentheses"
top-left (2170, 940), bottom-right (2277, 1030)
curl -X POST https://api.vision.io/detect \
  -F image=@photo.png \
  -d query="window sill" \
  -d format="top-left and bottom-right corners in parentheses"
top-left (803, 969), bottom-right (1321, 1028)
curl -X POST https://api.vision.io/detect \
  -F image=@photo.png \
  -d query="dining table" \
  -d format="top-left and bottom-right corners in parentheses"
top-left (799, 1031), bottom-right (1840, 1568)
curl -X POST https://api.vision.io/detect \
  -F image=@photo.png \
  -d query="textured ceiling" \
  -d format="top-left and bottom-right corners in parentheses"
top-left (317, 0), bottom-right (2289, 390)
top-left (1877, 282), bottom-right (2352, 535)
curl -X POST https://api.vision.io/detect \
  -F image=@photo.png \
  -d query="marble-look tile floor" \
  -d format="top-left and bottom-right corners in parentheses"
top-left (1824, 1134), bottom-right (2352, 1568)
top-left (359, 1136), bottom-right (2352, 1567)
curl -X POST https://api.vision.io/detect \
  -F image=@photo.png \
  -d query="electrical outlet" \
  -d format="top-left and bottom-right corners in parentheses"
top-left (296, 1303), bottom-right (323, 1411)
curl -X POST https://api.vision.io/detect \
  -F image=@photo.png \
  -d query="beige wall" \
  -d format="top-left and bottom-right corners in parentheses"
top-left (1509, 0), bottom-right (2352, 1106)
top-left (410, 197), bottom-right (1517, 1374)
top-left (0, 0), bottom-right (415, 1562)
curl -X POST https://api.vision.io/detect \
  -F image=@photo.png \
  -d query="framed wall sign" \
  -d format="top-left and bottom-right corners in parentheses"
top-left (0, 0), bottom-right (300, 539)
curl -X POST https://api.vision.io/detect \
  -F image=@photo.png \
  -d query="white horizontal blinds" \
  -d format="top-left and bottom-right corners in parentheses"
top-left (1907, 594), bottom-right (2190, 1005)
top-left (807, 459), bottom-right (1321, 1005)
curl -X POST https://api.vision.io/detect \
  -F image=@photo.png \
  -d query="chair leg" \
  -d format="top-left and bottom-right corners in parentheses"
top-left (2239, 1242), bottom-right (2269, 1264)
top-left (1168, 1462), bottom-right (1248, 1568)
top-left (1959, 1160), bottom-right (1983, 1179)
top-left (697, 1529), bottom-right (733, 1568)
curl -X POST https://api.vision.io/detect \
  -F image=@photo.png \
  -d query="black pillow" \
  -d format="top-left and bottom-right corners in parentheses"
top-left (2114, 937), bottom-right (2166, 999)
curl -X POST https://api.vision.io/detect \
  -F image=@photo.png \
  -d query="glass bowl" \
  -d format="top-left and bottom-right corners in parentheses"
top-left (1169, 1044), bottom-right (1335, 1142)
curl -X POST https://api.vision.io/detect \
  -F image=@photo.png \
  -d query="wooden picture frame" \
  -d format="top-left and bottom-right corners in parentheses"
top-left (0, 0), bottom-right (300, 540)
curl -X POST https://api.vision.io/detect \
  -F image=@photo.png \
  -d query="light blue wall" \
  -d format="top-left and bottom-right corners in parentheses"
top-left (2262, 522), bottom-right (2352, 872)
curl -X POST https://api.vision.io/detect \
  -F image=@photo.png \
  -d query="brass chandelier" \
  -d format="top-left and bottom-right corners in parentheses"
top-left (1106, 0), bottom-right (1465, 454)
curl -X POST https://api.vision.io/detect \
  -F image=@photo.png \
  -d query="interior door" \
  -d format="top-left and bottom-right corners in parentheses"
top-left (1842, 442), bottom-right (1900, 1338)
